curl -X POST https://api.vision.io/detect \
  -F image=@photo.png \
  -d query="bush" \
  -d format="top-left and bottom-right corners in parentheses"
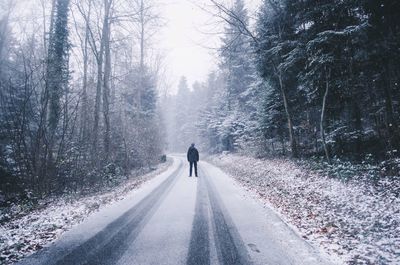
top-left (160, 155), bottom-right (167, 163)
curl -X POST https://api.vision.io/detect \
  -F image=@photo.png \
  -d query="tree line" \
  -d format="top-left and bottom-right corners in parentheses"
top-left (165, 0), bottom-right (400, 165)
top-left (256, 0), bottom-right (400, 162)
top-left (0, 0), bottom-right (164, 201)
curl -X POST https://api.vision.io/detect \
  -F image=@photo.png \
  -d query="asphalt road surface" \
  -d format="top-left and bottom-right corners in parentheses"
top-left (17, 156), bottom-right (334, 265)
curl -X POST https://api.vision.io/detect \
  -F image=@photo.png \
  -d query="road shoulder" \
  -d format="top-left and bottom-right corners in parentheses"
top-left (6, 158), bottom-right (179, 265)
top-left (202, 159), bottom-right (335, 265)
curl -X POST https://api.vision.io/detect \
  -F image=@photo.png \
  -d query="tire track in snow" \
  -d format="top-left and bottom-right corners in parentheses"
top-left (204, 168), bottom-right (253, 265)
top-left (186, 174), bottom-right (210, 265)
top-left (53, 161), bottom-right (183, 265)
top-left (186, 167), bottom-right (253, 265)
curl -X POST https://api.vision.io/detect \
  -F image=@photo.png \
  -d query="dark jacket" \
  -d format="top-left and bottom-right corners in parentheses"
top-left (187, 146), bottom-right (199, 162)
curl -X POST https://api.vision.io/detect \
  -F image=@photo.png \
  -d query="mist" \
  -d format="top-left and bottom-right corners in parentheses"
top-left (1, 0), bottom-right (399, 264)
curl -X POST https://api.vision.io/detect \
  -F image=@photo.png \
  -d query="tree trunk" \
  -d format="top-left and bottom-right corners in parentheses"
top-left (103, 0), bottom-right (112, 161)
top-left (277, 70), bottom-right (298, 157)
top-left (321, 68), bottom-right (331, 164)
top-left (140, 0), bottom-right (145, 71)
top-left (92, 1), bottom-right (111, 163)
top-left (80, 0), bottom-right (91, 153)
top-left (138, 0), bottom-right (145, 112)
top-left (46, 0), bottom-right (70, 193)
top-left (92, 54), bottom-right (103, 164)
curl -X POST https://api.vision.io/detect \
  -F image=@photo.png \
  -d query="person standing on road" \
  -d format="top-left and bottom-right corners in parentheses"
top-left (187, 143), bottom-right (199, 177)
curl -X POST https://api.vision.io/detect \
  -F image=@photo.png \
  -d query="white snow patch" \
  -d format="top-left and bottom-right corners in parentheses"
top-left (208, 154), bottom-right (400, 265)
top-left (0, 160), bottom-right (173, 264)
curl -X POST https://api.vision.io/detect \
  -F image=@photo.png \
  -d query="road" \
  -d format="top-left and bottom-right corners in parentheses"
top-left (17, 156), bottom-right (333, 265)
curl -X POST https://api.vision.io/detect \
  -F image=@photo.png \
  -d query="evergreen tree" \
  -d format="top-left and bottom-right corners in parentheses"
top-left (47, 0), bottom-right (70, 137)
top-left (256, 0), bottom-right (302, 157)
top-left (218, 0), bottom-right (256, 151)
top-left (362, 0), bottom-right (400, 152)
top-left (254, 0), bottom-right (400, 160)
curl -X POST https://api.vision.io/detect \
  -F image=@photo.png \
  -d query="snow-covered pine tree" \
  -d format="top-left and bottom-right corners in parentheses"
top-left (256, 0), bottom-right (301, 157)
top-left (218, 0), bottom-right (257, 152)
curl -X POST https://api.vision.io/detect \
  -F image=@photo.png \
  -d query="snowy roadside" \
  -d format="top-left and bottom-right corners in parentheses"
top-left (0, 159), bottom-right (172, 265)
top-left (208, 154), bottom-right (400, 265)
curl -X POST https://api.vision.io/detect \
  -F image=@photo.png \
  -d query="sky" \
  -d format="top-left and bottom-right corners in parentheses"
top-left (4, 0), bottom-right (261, 94)
top-left (158, 0), bottom-right (261, 93)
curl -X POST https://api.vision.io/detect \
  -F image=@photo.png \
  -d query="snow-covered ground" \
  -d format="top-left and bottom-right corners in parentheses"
top-left (8, 156), bottom-right (333, 265)
top-left (208, 154), bottom-right (400, 265)
top-left (0, 160), bottom-right (172, 265)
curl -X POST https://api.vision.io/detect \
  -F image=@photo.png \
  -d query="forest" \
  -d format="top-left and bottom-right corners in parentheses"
top-left (1, 0), bottom-right (400, 203)
top-left (166, 0), bottom-right (400, 165)
top-left (1, 1), bottom-right (399, 264)
top-left (0, 0), bottom-right (164, 201)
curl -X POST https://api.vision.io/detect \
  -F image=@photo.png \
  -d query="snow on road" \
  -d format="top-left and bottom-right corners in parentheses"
top-left (202, 162), bottom-right (333, 265)
top-left (15, 155), bottom-right (334, 265)
top-left (0, 159), bottom-right (175, 265)
top-left (115, 161), bottom-right (196, 265)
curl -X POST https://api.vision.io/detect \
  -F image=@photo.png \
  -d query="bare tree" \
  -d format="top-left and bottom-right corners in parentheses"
top-left (103, 0), bottom-right (113, 161)
top-left (129, 0), bottom-right (162, 110)
top-left (1, 0), bottom-right (165, 200)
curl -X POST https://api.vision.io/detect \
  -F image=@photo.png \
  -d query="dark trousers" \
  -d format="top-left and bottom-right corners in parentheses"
top-left (189, 161), bottom-right (198, 176)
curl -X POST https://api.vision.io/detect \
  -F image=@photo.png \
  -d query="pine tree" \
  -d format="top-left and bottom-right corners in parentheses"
top-left (256, 0), bottom-right (301, 157)
top-left (218, 0), bottom-right (255, 151)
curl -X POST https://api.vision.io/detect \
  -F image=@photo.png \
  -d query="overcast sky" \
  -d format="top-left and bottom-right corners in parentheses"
top-left (158, 0), bottom-right (261, 91)
top-left (5, 0), bottom-right (261, 93)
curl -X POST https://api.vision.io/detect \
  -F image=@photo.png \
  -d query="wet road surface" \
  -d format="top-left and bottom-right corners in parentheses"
top-left (17, 156), bottom-right (333, 265)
